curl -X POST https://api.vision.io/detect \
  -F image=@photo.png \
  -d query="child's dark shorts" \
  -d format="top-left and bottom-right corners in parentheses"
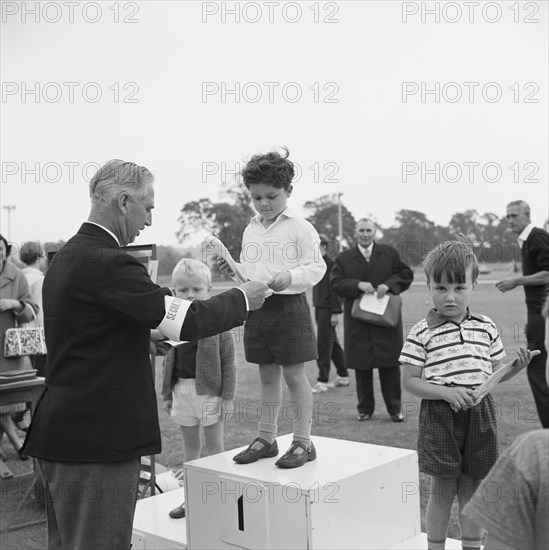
top-left (244, 293), bottom-right (318, 366)
top-left (418, 394), bottom-right (498, 480)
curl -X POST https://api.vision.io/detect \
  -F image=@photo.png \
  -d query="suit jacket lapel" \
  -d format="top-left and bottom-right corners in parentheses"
top-left (368, 243), bottom-right (381, 268)
top-left (353, 245), bottom-right (369, 268)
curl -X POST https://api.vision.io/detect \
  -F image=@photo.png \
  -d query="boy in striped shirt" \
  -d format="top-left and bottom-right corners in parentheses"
top-left (400, 240), bottom-right (535, 550)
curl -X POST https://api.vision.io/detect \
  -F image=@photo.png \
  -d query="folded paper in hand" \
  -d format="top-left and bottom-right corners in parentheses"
top-left (474, 350), bottom-right (540, 401)
top-left (359, 293), bottom-right (389, 315)
top-left (204, 235), bottom-right (248, 284)
top-left (163, 339), bottom-right (188, 348)
top-left (474, 359), bottom-right (517, 400)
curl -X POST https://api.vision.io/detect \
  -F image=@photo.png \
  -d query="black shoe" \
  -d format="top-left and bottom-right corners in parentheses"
top-left (169, 504), bottom-right (185, 519)
top-left (356, 413), bottom-right (372, 421)
top-left (275, 441), bottom-right (316, 469)
top-left (233, 437), bottom-right (278, 464)
top-left (391, 412), bottom-right (404, 423)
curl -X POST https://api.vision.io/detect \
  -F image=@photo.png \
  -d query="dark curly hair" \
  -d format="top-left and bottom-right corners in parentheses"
top-left (241, 147), bottom-right (295, 190)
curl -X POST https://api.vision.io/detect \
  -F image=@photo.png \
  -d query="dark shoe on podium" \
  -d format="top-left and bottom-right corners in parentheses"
top-left (275, 441), bottom-right (316, 469)
top-left (169, 504), bottom-right (185, 519)
top-left (356, 413), bottom-right (372, 421)
top-left (391, 412), bottom-right (404, 423)
top-left (233, 437), bottom-right (278, 464)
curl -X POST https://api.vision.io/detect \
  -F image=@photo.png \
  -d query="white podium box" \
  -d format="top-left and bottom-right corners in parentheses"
top-left (132, 488), bottom-right (187, 550)
top-left (389, 533), bottom-right (461, 550)
top-left (184, 434), bottom-right (420, 550)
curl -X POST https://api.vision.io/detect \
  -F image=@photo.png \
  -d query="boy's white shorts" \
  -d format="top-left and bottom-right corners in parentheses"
top-left (171, 378), bottom-right (222, 427)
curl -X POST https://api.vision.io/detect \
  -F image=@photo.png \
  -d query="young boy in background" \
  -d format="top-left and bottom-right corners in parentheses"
top-left (159, 259), bottom-right (236, 518)
top-left (400, 240), bottom-right (536, 550)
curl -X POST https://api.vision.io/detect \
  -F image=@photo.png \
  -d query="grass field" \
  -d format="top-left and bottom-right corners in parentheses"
top-left (155, 271), bottom-right (542, 540)
top-left (0, 265), bottom-right (541, 548)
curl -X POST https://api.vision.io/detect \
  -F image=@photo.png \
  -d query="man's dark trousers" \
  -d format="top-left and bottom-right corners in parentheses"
top-left (315, 307), bottom-right (347, 383)
top-left (526, 313), bottom-right (549, 428)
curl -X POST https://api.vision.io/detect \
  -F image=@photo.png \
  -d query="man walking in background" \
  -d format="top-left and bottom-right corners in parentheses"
top-left (311, 234), bottom-right (348, 393)
top-left (496, 200), bottom-right (549, 427)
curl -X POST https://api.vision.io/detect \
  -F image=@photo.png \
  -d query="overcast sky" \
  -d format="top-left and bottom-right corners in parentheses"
top-left (1, 0), bottom-right (547, 248)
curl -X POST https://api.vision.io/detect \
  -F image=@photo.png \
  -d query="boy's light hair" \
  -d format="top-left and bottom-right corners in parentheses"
top-left (423, 238), bottom-right (479, 285)
top-left (172, 258), bottom-right (212, 287)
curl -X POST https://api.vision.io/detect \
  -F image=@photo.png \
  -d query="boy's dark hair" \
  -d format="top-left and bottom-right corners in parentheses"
top-left (318, 233), bottom-right (329, 247)
top-left (241, 147), bottom-right (294, 190)
top-left (423, 237), bottom-right (479, 284)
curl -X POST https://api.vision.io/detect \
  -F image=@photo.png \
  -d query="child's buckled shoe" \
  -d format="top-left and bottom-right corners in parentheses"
top-left (275, 440), bottom-right (316, 469)
top-left (233, 437), bottom-right (279, 464)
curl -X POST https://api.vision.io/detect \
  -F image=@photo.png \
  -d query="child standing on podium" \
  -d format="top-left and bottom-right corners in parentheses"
top-left (400, 239), bottom-right (537, 550)
top-left (158, 258), bottom-right (237, 519)
top-left (218, 147), bottom-right (326, 469)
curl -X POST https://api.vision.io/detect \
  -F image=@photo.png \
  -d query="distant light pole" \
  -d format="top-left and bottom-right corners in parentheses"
top-left (337, 192), bottom-right (343, 252)
top-left (2, 205), bottom-right (16, 241)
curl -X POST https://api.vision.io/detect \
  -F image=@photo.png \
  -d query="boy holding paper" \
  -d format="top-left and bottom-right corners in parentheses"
top-left (218, 147), bottom-right (326, 469)
top-left (400, 239), bottom-right (537, 550)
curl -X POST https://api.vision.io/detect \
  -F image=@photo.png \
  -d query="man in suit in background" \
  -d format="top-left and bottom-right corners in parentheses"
top-left (23, 159), bottom-right (268, 550)
top-left (496, 200), bottom-right (549, 428)
top-left (331, 218), bottom-right (413, 422)
top-left (311, 234), bottom-right (348, 393)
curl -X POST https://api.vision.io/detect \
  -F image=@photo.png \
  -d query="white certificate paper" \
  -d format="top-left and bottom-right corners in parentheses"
top-left (359, 293), bottom-right (389, 315)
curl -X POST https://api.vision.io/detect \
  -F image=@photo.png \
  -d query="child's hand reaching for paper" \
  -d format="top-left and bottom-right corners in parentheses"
top-left (216, 257), bottom-right (235, 278)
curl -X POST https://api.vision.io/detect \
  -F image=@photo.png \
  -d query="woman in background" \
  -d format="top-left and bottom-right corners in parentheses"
top-left (0, 234), bottom-right (37, 459)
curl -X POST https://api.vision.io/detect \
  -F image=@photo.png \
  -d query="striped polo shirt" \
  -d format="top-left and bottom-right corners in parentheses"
top-left (399, 309), bottom-right (506, 386)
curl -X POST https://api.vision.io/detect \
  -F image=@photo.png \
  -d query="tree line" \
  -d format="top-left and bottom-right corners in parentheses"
top-left (23, 186), bottom-right (539, 278)
top-left (175, 184), bottom-right (528, 274)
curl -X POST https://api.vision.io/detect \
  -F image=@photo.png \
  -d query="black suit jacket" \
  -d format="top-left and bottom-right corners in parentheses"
top-left (312, 254), bottom-right (342, 313)
top-left (331, 243), bottom-right (413, 370)
top-left (521, 227), bottom-right (549, 313)
top-left (23, 223), bottom-right (247, 462)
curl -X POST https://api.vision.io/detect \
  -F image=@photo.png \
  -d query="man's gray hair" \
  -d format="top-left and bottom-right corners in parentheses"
top-left (356, 217), bottom-right (376, 228)
top-left (89, 159), bottom-right (153, 207)
top-left (507, 200), bottom-right (531, 217)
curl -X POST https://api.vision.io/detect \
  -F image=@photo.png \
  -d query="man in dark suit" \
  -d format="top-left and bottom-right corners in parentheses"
top-left (311, 234), bottom-right (348, 393)
top-left (496, 200), bottom-right (549, 428)
top-left (331, 218), bottom-right (413, 422)
top-left (22, 159), bottom-right (268, 550)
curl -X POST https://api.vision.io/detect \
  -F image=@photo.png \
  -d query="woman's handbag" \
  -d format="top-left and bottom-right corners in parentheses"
top-left (3, 307), bottom-right (47, 357)
top-left (351, 293), bottom-right (402, 328)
